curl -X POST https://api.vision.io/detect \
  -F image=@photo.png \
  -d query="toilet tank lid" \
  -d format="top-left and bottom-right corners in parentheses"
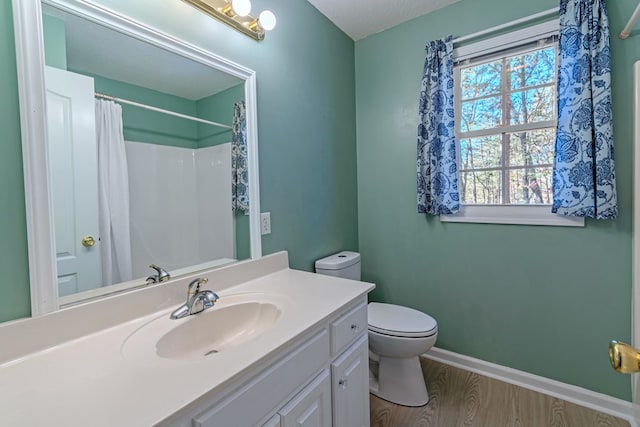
top-left (315, 251), bottom-right (360, 270)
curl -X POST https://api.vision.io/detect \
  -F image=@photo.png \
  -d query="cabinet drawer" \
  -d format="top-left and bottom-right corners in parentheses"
top-left (193, 328), bottom-right (330, 427)
top-left (331, 301), bottom-right (367, 357)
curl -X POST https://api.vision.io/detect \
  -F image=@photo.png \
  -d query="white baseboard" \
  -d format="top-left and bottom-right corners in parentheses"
top-left (424, 347), bottom-right (636, 426)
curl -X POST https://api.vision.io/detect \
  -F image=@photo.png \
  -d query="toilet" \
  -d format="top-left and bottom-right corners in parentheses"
top-left (315, 251), bottom-right (438, 407)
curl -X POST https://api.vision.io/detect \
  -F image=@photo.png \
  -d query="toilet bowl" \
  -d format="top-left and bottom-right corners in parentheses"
top-left (368, 302), bottom-right (437, 407)
top-left (314, 251), bottom-right (439, 407)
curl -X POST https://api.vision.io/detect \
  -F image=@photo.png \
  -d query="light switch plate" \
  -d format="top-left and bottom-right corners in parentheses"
top-left (260, 212), bottom-right (271, 235)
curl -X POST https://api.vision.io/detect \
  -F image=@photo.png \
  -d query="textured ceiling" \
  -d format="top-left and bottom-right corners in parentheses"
top-left (306, 0), bottom-right (461, 40)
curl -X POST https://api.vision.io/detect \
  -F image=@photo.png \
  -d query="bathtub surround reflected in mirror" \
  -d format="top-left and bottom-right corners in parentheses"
top-left (12, 0), bottom-right (261, 315)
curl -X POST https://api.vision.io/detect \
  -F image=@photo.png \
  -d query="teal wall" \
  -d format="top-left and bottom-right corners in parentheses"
top-left (234, 212), bottom-right (251, 260)
top-left (355, 0), bottom-right (639, 400)
top-left (197, 83), bottom-right (242, 147)
top-left (1, 1), bottom-right (357, 321)
top-left (0, 1), bottom-right (30, 323)
top-left (42, 14), bottom-right (66, 69)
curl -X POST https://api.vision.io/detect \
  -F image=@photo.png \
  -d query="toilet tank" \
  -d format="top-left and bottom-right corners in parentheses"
top-left (315, 251), bottom-right (361, 280)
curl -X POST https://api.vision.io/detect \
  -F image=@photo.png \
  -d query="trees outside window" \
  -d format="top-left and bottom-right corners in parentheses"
top-left (455, 42), bottom-right (557, 205)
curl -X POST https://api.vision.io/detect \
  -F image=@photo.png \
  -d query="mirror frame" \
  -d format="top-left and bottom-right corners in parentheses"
top-left (11, 0), bottom-right (262, 316)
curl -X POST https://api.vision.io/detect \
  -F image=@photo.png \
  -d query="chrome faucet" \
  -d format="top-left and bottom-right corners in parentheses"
top-left (170, 277), bottom-right (219, 320)
top-left (146, 264), bottom-right (170, 284)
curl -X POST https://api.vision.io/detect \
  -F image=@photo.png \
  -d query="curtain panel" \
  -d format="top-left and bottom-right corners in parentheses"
top-left (417, 35), bottom-right (460, 215)
top-left (232, 101), bottom-right (249, 214)
top-left (95, 99), bottom-right (132, 284)
top-left (552, 0), bottom-right (618, 219)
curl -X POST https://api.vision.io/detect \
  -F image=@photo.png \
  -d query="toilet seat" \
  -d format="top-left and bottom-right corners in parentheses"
top-left (368, 303), bottom-right (437, 338)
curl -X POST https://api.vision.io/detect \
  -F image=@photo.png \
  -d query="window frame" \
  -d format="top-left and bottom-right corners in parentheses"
top-left (440, 19), bottom-right (584, 227)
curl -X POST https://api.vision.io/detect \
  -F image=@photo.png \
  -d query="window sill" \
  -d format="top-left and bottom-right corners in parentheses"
top-left (440, 205), bottom-right (585, 227)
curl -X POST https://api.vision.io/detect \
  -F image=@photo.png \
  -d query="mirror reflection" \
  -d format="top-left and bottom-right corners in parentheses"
top-left (41, 4), bottom-right (251, 300)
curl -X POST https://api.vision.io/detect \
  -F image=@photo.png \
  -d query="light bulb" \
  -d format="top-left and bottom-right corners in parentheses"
top-left (231, 0), bottom-right (251, 17)
top-left (258, 10), bottom-right (277, 31)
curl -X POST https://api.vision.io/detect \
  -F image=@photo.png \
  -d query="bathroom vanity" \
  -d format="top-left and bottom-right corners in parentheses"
top-left (0, 252), bottom-right (374, 426)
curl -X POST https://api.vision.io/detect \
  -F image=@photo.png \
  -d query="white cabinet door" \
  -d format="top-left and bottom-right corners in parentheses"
top-left (331, 335), bottom-right (370, 427)
top-left (279, 369), bottom-right (331, 427)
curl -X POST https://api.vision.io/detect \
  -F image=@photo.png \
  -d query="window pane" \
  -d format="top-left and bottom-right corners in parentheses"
top-left (455, 41), bottom-right (557, 208)
top-left (508, 129), bottom-right (555, 167)
top-left (460, 60), bottom-right (502, 99)
top-left (508, 167), bottom-right (553, 204)
top-left (460, 135), bottom-right (502, 169)
top-left (509, 47), bottom-right (555, 90)
top-left (509, 86), bottom-right (554, 125)
top-left (460, 170), bottom-right (502, 204)
top-left (461, 97), bottom-right (502, 132)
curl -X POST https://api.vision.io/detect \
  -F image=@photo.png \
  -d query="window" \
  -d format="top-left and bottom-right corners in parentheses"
top-left (456, 43), bottom-right (556, 205)
top-left (441, 20), bottom-right (583, 226)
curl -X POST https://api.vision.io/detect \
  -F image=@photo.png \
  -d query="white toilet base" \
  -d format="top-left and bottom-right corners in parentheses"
top-left (370, 355), bottom-right (429, 407)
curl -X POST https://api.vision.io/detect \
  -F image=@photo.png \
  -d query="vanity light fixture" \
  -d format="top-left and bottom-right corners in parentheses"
top-left (183, 0), bottom-right (276, 41)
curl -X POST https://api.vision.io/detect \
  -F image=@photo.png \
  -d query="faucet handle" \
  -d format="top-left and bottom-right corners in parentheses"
top-left (202, 290), bottom-right (219, 304)
top-left (188, 277), bottom-right (208, 295)
top-left (149, 264), bottom-right (171, 282)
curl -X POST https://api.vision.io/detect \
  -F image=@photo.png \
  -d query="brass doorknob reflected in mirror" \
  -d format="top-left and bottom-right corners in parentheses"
top-left (609, 340), bottom-right (640, 373)
top-left (81, 236), bottom-right (96, 247)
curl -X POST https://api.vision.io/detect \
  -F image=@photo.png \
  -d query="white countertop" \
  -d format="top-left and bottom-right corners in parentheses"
top-left (0, 253), bottom-right (374, 426)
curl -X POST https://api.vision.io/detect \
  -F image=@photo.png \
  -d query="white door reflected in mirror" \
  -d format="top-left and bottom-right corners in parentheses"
top-left (45, 66), bottom-right (103, 296)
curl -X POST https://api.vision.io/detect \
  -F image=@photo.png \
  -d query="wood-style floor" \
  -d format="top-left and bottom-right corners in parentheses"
top-left (369, 358), bottom-right (630, 427)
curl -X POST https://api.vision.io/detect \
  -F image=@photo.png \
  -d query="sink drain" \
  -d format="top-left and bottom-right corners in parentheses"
top-left (204, 349), bottom-right (219, 356)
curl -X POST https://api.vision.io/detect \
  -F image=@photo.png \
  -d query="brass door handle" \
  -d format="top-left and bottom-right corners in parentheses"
top-left (81, 236), bottom-right (96, 247)
top-left (609, 341), bottom-right (640, 373)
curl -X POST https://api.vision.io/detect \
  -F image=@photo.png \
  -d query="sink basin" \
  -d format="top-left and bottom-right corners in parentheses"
top-left (157, 302), bottom-right (280, 360)
top-left (122, 293), bottom-right (287, 363)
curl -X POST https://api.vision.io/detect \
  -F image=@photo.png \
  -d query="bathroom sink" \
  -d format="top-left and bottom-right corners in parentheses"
top-left (122, 293), bottom-right (286, 363)
top-left (157, 301), bottom-right (280, 359)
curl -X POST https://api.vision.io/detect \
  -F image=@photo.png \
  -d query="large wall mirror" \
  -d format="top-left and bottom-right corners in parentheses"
top-left (12, 0), bottom-right (261, 315)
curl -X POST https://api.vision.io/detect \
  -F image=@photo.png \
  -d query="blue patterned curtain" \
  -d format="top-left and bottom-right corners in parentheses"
top-left (417, 35), bottom-right (459, 215)
top-left (552, 0), bottom-right (617, 219)
top-left (232, 101), bottom-right (249, 214)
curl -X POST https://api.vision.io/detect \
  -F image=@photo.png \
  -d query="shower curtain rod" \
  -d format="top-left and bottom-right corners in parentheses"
top-left (453, 7), bottom-right (559, 44)
top-left (95, 92), bottom-right (233, 130)
top-left (620, 1), bottom-right (640, 39)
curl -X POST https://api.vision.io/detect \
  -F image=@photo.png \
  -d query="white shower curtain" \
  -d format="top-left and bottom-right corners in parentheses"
top-left (95, 99), bottom-right (133, 284)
